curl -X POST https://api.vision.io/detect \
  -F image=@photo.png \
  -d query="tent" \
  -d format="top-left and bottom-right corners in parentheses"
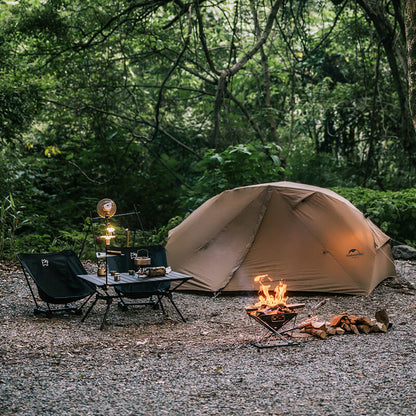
top-left (166, 182), bottom-right (396, 295)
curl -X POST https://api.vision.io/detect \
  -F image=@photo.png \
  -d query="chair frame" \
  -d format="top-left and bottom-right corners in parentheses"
top-left (18, 252), bottom-right (95, 318)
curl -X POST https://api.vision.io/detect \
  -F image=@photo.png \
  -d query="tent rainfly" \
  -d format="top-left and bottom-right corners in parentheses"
top-left (166, 182), bottom-right (396, 295)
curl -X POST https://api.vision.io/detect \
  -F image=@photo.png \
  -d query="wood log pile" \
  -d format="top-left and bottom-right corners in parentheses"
top-left (299, 310), bottom-right (389, 340)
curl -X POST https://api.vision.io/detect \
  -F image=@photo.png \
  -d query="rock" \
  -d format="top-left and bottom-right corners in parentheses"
top-left (375, 309), bottom-right (389, 327)
top-left (391, 245), bottom-right (416, 260)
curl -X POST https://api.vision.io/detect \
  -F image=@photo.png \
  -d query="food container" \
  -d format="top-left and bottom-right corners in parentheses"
top-left (145, 267), bottom-right (166, 277)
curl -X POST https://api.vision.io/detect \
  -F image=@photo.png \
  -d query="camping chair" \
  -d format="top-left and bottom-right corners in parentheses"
top-left (107, 245), bottom-right (186, 321)
top-left (17, 250), bottom-right (96, 317)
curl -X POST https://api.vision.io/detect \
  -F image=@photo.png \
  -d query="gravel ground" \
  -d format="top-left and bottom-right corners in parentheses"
top-left (1, 260), bottom-right (416, 416)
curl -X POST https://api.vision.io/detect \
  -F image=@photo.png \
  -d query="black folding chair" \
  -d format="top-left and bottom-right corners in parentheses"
top-left (17, 250), bottom-right (96, 317)
top-left (107, 245), bottom-right (186, 321)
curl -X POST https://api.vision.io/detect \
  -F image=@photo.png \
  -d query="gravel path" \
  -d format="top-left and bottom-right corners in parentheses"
top-left (1, 260), bottom-right (415, 416)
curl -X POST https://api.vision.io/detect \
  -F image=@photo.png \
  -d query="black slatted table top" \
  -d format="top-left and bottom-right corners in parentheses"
top-left (77, 271), bottom-right (192, 287)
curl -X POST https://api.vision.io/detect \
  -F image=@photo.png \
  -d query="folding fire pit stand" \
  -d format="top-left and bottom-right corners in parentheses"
top-left (246, 305), bottom-right (302, 349)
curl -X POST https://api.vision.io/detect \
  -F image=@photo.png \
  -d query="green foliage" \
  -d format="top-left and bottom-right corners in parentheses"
top-left (1, 0), bottom-right (416, 259)
top-left (180, 141), bottom-right (285, 212)
top-left (333, 187), bottom-right (416, 246)
top-left (0, 194), bottom-right (30, 259)
top-left (147, 215), bottom-right (185, 246)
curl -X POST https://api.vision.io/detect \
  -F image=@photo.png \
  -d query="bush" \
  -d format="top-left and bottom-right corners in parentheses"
top-left (333, 187), bottom-right (416, 246)
top-left (179, 141), bottom-right (285, 212)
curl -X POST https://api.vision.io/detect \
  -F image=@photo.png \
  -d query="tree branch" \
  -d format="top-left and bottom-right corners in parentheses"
top-left (151, 4), bottom-right (193, 141)
top-left (195, 0), bottom-right (221, 76)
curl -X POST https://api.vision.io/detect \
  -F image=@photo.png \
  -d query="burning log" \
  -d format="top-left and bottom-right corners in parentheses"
top-left (246, 277), bottom-right (303, 347)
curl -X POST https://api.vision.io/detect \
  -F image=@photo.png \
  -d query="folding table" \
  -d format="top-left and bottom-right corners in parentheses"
top-left (77, 271), bottom-right (192, 329)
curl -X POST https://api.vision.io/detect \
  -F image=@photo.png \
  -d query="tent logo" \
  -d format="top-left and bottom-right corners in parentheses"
top-left (346, 248), bottom-right (363, 257)
top-left (41, 259), bottom-right (49, 267)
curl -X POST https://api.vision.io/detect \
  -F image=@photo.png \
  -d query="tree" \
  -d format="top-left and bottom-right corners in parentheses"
top-left (405, 0), bottom-right (416, 133)
top-left (2, 0), bottom-right (416, 246)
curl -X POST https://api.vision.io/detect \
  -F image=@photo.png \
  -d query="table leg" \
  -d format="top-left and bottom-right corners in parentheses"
top-left (164, 291), bottom-right (186, 322)
top-left (100, 297), bottom-right (113, 330)
top-left (82, 293), bottom-right (99, 322)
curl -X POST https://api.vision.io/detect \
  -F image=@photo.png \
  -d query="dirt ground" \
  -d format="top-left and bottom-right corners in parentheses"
top-left (1, 260), bottom-right (416, 416)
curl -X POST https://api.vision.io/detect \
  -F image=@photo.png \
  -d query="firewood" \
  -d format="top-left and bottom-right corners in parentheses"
top-left (326, 326), bottom-right (337, 335)
top-left (297, 316), bottom-right (319, 329)
top-left (313, 299), bottom-right (328, 310)
top-left (375, 309), bottom-right (389, 327)
top-left (305, 327), bottom-right (327, 339)
top-left (286, 303), bottom-right (306, 309)
top-left (357, 324), bottom-right (371, 333)
top-left (370, 324), bottom-right (380, 333)
top-left (342, 323), bottom-right (351, 332)
top-left (330, 313), bottom-right (348, 327)
top-left (371, 322), bottom-right (388, 333)
top-left (335, 327), bottom-right (345, 335)
top-left (350, 324), bottom-right (360, 335)
top-left (311, 321), bottom-right (326, 330)
top-left (378, 322), bottom-right (388, 333)
top-left (356, 316), bottom-right (372, 326)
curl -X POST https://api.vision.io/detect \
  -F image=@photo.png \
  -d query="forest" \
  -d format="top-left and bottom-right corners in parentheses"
top-left (1, 0), bottom-right (416, 258)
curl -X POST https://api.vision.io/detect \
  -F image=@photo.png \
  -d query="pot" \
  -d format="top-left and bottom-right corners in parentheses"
top-left (134, 249), bottom-right (151, 267)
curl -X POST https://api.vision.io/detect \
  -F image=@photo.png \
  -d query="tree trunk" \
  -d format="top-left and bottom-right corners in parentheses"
top-left (405, 0), bottom-right (416, 134)
top-left (357, 0), bottom-right (411, 147)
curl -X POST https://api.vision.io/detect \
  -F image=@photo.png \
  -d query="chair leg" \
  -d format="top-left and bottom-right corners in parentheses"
top-left (117, 299), bottom-right (128, 311)
top-left (79, 293), bottom-right (95, 311)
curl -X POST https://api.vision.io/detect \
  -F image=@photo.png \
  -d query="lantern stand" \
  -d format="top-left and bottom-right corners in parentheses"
top-left (95, 199), bottom-right (117, 288)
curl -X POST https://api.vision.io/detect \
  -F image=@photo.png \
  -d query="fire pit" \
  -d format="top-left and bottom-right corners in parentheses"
top-left (246, 275), bottom-right (304, 348)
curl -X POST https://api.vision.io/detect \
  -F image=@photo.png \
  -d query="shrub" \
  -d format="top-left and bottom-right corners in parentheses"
top-left (179, 141), bottom-right (285, 212)
top-left (333, 187), bottom-right (416, 246)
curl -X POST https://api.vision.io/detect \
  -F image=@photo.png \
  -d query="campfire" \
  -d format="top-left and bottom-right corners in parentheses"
top-left (246, 275), bottom-right (390, 347)
top-left (246, 275), bottom-right (303, 347)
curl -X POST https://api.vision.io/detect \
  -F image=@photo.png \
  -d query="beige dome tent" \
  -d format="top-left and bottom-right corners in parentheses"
top-left (166, 182), bottom-right (396, 295)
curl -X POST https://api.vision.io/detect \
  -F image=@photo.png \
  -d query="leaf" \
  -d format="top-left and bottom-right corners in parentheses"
top-left (106, 131), bottom-right (118, 141)
top-left (9, 193), bottom-right (15, 210)
top-left (270, 155), bottom-right (280, 166)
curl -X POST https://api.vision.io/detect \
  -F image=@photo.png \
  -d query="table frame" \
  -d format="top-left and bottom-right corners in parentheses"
top-left (77, 271), bottom-right (192, 329)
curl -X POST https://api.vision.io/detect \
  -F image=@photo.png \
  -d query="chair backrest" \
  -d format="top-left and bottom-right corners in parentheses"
top-left (107, 245), bottom-right (168, 273)
top-left (107, 246), bottom-right (170, 294)
top-left (17, 250), bottom-right (95, 301)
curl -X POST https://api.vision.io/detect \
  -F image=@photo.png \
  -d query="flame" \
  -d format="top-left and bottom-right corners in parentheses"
top-left (254, 274), bottom-right (288, 307)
